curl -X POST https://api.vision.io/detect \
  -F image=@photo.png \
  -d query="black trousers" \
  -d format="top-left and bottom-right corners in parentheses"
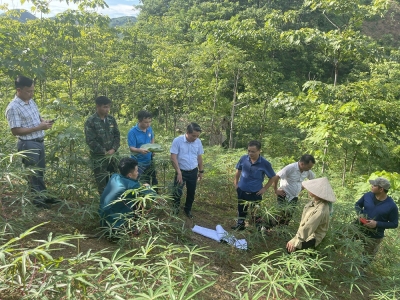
top-left (236, 187), bottom-right (262, 224)
top-left (173, 168), bottom-right (198, 212)
top-left (277, 195), bottom-right (298, 225)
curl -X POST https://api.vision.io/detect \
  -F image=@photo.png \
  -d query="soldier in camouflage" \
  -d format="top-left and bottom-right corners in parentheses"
top-left (84, 96), bottom-right (121, 194)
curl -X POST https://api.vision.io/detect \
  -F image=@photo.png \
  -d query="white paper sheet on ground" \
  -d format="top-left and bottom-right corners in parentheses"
top-left (192, 224), bottom-right (247, 250)
top-left (216, 224), bottom-right (235, 244)
top-left (216, 225), bottom-right (228, 240)
top-left (192, 225), bottom-right (220, 241)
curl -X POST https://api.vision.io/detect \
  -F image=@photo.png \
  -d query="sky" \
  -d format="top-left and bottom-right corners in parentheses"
top-left (0, 0), bottom-right (141, 18)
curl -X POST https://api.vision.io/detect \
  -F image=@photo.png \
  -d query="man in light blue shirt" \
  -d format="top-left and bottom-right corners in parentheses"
top-left (170, 123), bottom-right (204, 218)
top-left (128, 110), bottom-right (158, 186)
top-left (232, 140), bottom-right (276, 231)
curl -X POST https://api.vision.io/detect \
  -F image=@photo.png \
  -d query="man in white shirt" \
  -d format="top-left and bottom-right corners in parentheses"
top-left (271, 154), bottom-right (315, 226)
top-left (170, 123), bottom-right (204, 219)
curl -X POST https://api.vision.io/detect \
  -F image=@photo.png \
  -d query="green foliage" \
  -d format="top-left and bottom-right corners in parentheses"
top-left (354, 171), bottom-right (400, 203)
top-left (230, 249), bottom-right (332, 299)
top-left (0, 223), bottom-right (217, 299)
top-left (109, 16), bottom-right (137, 27)
top-left (1, 125), bottom-right (399, 299)
top-left (1, 0), bottom-right (400, 298)
top-left (371, 286), bottom-right (400, 300)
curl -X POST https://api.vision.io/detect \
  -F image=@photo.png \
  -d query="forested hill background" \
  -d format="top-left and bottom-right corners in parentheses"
top-left (363, 2), bottom-right (400, 47)
top-left (1, 9), bottom-right (137, 27)
top-left (1, 1), bottom-right (400, 299)
top-left (2, 0), bottom-right (399, 179)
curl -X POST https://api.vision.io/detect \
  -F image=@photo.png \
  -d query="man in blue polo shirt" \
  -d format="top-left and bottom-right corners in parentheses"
top-left (128, 110), bottom-right (158, 186)
top-left (170, 123), bottom-right (204, 218)
top-left (231, 140), bottom-right (276, 231)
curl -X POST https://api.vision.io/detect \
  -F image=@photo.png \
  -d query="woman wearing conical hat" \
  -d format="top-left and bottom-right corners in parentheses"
top-left (286, 177), bottom-right (336, 253)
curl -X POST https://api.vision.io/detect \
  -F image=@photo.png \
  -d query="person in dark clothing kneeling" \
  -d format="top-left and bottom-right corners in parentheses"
top-left (99, 157), bottom-right (155, 234)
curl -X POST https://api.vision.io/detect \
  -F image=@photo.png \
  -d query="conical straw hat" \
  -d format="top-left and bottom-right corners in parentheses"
top-left (302, 177), bottom-right (336, 203)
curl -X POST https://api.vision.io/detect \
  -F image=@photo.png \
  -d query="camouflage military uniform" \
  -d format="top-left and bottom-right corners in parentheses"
top-left (84, 113), bottom-right (120, 194)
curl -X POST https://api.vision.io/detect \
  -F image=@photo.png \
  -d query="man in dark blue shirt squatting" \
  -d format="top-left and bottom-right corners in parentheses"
top-left (355, 177), bottom-right (398, 260)
top-left (99, 157), bottom-right (155, 235)
top-left (231, 140), bottom-right (276, 231)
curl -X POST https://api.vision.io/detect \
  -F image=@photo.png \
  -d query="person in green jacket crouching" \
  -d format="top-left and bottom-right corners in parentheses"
top-left (99, 157), bottom-right (155, 236)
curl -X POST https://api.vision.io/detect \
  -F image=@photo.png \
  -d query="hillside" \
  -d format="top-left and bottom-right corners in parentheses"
top-left (1, 3), bottom-right (397, 39)
top-left (2, 9), bottom-right (37, 22)
top-left (109, 15), bottom-right (137, 27)
top-left (1, 9), bottom-right (136, 27)
top-left (362, 1), bottom-right (400, 46)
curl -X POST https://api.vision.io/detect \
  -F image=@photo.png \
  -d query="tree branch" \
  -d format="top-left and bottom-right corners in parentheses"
top-left (322, 11), bottom-right (340, 31)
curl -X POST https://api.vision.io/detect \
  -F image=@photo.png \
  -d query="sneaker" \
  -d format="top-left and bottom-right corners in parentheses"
top-left (231, 223), bottom-right (245, 231)
top-left (184, 210), bottom-right (193, 219)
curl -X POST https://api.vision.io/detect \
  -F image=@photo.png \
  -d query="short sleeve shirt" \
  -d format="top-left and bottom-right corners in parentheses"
top-left (277, 162), bottom-right (315, 201)
top-left (170, 135), bottom-right (204, 171)
top-left (5, 96), bottom-right (44, 139)
top-left (127, 124), bottom-right (154, 165)
top-left (236, 155), bottom-right (276, 193)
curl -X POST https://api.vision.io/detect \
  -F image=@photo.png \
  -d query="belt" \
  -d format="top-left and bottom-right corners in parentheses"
top-left (180, 168), bottom-right (198, 173)
top-left (19, 138), bottom-right (44, 143)
top-left (238, 188), bottom-right (258, 195)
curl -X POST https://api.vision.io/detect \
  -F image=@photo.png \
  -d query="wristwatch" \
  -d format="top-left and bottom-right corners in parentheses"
top-left (198, 170), bottom-right (204, 173)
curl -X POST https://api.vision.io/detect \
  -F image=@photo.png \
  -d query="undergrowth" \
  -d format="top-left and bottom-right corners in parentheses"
top-left (1, 127), bottom-right (399, 299)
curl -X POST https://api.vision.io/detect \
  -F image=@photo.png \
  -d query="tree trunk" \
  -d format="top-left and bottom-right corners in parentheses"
top-left (209, 63), bottom-right (221, 146)
top-left (349, 150), bottom-right (357, 173)
top-left (321, 139), bottom-right (328, 173)
top-left (164, 102), bottom-right (169, 132)
top-left (229, 70), bottom-right (240, 149)
top-left (69, 38), bottom-right (74, 104)
top-left (210, 65), bottom-right (219, 134)
top-left (342, 148), bottom-right (347, 187)
top-left (259, 96), bottom-right (269, 140)
top-left (334, 60), bottom-right (338, 87)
